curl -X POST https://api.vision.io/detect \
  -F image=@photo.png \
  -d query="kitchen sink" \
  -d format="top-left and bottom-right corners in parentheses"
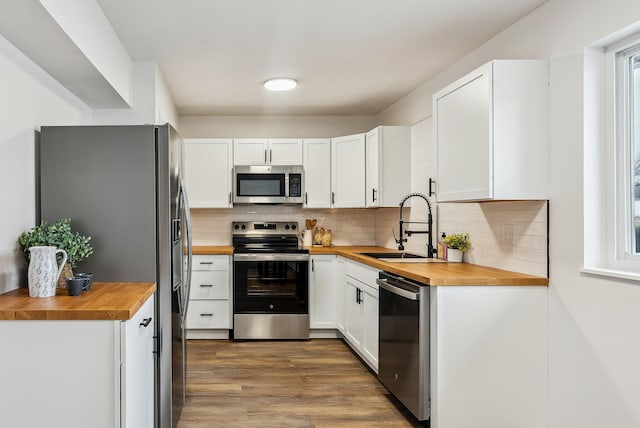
top-left (357, 252), bottom-right (446, 263)
top-left (358, 252), bottom-right (426, 259)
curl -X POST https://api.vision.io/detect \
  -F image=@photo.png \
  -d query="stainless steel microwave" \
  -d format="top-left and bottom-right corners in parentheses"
top-left (233, 165), bottom-right (304, 204)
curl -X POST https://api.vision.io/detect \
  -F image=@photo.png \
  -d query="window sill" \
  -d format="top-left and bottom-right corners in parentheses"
top-left (581, 266), bottom-right (640, 283)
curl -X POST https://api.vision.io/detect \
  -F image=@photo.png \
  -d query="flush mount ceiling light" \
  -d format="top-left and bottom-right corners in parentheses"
top-left (264, 77), bottom-right (298, 91)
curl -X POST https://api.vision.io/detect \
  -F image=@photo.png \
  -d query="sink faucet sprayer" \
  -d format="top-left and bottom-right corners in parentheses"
top-left (394, 193), bottom-right (435, 257)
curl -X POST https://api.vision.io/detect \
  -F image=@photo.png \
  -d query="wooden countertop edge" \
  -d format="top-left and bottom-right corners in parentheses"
top-left (192, 246), bottom-right (233, 255)
top-left (0, 282), bottom-right (157, 321)
top-left (306, 246), bottom-right (549, 286)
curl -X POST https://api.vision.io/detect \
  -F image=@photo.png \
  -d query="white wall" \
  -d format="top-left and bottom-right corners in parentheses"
top-left (0, 34), bottom-right (90, 293)
top-left (178, 115), bottom-right (376, 138)
top-left (374, 1), bottom-right (640, 426)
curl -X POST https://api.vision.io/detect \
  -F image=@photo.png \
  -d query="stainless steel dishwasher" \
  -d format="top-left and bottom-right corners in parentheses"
top-left (377, 271), bottom-right (430, 421)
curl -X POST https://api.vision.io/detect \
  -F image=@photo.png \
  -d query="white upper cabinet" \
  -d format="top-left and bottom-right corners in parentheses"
top-left (233, 139), bottom-right (303, 165)
top-left (365, 126), bottom-right (411, 207)
top-left (268, 139), bottom-right (303, 165)
top-left (303, 138), bottom-right (332, 208)
top-left (184, 138), bottom-right (233, 208)
top-left (433, 60), bottom-right (549, 202)
top-left (233, 139), bottom-right (268, 165)
top-left (331, 133), bottom-right (366, 208)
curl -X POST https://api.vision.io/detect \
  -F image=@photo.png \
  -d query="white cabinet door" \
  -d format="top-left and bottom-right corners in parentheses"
top-left (344, 278), bottom-right (364, 349)
top-left (435, 64), bottom-right (492, 201)
top-left (268, 139), bottom-right (303, 165)
top-left (233, 139), bottom-right (268, 165)
top-left (331, 133), bottom-right (365, 207)
top-left (303, 139), bottom-right (331, 208)
top-left (365, 129), bottom-right (380, 207)
top-left (336, 257), bottom-right (347, 334)
top-left (365, 126), bottom-right (412, 207)
top-left (433, 60), bottom-right (549, 202)
top-left (184, 139), bottom-right (233, 208)
top-left (309, 255), bottom-right (337, 329)
top-left (123, 295), bottom-right (155, 428)
top-left (362, 284), bottom-right (379, 372)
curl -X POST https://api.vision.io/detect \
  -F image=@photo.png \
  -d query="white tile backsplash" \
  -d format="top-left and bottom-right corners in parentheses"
top-left (192, 200), bottom-right (548, 277)
top-left (191, 206), bottom-right (376, 246)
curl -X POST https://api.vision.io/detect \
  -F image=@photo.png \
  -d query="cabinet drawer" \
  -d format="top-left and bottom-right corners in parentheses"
top-left (186, 300), bottom-right (230, 329)
top-left (190, 271), bottom-right (229, 299)
top-left (192, 255), bottom-right (229, 271)
top-left (345, 260), bottom-right (380, 288)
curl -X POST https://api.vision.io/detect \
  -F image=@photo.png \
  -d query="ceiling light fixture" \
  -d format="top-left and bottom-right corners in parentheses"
top-left (264, 77), bottom-right (298, 91)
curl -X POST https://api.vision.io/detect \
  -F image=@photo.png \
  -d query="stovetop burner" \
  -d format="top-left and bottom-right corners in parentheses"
top-left (232, 221), bottom-right (306, 254)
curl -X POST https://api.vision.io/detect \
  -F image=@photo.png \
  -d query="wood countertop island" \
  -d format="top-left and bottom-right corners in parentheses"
top-left (0, 282), bottom-right (156, 320)
top-left (307, 245), bottom-right (548, 286)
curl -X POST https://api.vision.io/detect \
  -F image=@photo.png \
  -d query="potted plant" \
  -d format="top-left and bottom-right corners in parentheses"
top-left (18, 218), bottom-right (93, 286)
top-left (444, 232), bottom-right (471, 262)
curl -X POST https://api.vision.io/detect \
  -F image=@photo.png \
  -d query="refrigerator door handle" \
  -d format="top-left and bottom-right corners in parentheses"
top-left (178, 177), bottom-right (193, 327)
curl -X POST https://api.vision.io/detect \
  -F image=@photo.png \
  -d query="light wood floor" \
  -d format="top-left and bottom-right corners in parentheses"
top-left (177, 339), bottom-right (424, 428)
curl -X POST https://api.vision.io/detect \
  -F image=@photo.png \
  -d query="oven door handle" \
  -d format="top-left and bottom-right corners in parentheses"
top-left (234, 253), bottom-right (310, 262)
top-left (376, 278), bottom-right (420, 301)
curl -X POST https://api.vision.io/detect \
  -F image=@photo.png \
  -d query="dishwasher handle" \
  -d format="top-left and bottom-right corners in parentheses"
top-left (376, 278), bottom-right (420, 301)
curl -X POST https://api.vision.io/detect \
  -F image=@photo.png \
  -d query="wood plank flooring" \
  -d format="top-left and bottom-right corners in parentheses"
top-left (178, 339), bottom-right (424, 427)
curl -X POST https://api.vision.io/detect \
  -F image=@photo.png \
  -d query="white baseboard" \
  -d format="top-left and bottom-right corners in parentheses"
top-left (309, 329), bottom-right (340, 339)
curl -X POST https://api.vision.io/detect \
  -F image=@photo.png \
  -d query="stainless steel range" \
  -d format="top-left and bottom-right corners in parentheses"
top-left (232, 221), bottom-right (310, 339)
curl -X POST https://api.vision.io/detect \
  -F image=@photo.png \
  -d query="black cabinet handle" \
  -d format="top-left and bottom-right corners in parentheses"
top-left (264, 149), bottom-right (267, 164)
top-left (311, 259), bottom-right (315, 272)
top-left (429, 178), bottom-right (436, 197)
top-left (305, 192), bottom-right (308, 205)
top-left (200, 313), bottom-right (214, 317)
top-left (229, 191), bottom-right (232, 205)
top-left (199, 262), bottom-right (213, 265)
top-left (270, 149), bottom-right (272, 163)
top-left (140, 317), bottom-right (153, 328)
top-left (372, 188), bottom-right (377, 202)
top-left (356, 288), bottom-right (362, 304)
top-left (199, 284), bottom-right (214, 287)
top-left (332, 192), bottom-right (335, 204)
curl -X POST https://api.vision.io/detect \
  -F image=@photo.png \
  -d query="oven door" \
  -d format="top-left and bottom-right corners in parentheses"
top-left (233, 253), bottom-right (309, 314)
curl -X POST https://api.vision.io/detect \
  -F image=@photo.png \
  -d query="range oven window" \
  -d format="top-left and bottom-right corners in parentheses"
top-left (234, 259), bottom-right (308, 314)
top-left (236, 173), bottom-right (285, 197)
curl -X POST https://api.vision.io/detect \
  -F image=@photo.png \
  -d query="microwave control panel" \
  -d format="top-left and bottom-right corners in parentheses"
top-left (289, 173), bottom-right (302, 197)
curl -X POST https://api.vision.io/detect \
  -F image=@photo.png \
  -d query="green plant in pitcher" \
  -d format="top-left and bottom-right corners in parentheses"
top-left (18, 218), bottom-right (93, 267)
top-left (443, 232), bottom-right (471, 252)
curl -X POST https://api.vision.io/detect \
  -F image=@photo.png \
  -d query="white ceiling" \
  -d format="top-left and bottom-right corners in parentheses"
top-left (96, 0), bottom-right (547, 116)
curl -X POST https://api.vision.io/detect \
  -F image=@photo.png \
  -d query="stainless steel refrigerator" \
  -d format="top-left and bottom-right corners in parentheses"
top-left (39, 124), bottom-right (193, 428)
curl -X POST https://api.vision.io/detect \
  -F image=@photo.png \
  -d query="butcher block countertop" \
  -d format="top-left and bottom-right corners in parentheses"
top-left (307, 246), bottom-right (548, 287)
top-left (0, 282), bottom-right (156, 321)
top-left (192, 245), bottom-right (233, 255)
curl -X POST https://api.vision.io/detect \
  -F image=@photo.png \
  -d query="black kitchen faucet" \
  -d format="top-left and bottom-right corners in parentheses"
top-left (395, 193), bottom-right (435, 257)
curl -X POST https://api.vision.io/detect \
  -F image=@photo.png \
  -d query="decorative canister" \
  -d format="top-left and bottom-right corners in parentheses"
top-left (27, 246), bottom-right (68, 297)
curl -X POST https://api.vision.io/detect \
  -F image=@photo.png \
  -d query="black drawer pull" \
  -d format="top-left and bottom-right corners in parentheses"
top-left (140, 317), bottom-right (153, 327)
top-left (200, 313), bottom-right (214, 317)
top-left (199, 284), bottom-right (214, 287)
top-left (199, 261), bottom-right (213, 265)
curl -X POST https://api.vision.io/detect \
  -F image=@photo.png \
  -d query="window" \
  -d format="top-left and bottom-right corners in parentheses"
top-left (616, 44), bottom-right (640, 260)
top-left (583, 29), bottom-right (640, 281)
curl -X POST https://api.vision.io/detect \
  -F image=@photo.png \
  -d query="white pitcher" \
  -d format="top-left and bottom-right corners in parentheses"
top-left (28, 246), bottom-right (68, 298)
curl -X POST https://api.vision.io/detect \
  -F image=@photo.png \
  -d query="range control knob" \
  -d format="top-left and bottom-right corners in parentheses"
top-left (291, 224), bottom-right (297, 231)
top-left (241, 224), bottom-right (246, 230)
top-left (233, 224), bottom-right (240, 230)
top-left (284, 224), bottom-right (290, 230)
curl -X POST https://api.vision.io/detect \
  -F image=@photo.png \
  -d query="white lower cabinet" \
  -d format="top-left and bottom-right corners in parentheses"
top-left (186, 255), bottom-right (232, 339)
top-left (309, 255), bottom-right (337, 329)
top-left (341, 259), bottom-right (380, 373)
top-left (0, 295), bottom-right (155, 428)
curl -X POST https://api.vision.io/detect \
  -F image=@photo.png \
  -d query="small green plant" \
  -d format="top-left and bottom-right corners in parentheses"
top-left (18, 218), bottom-right (93, 267)
top-left (444, 232), bottom-right (471, 252)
